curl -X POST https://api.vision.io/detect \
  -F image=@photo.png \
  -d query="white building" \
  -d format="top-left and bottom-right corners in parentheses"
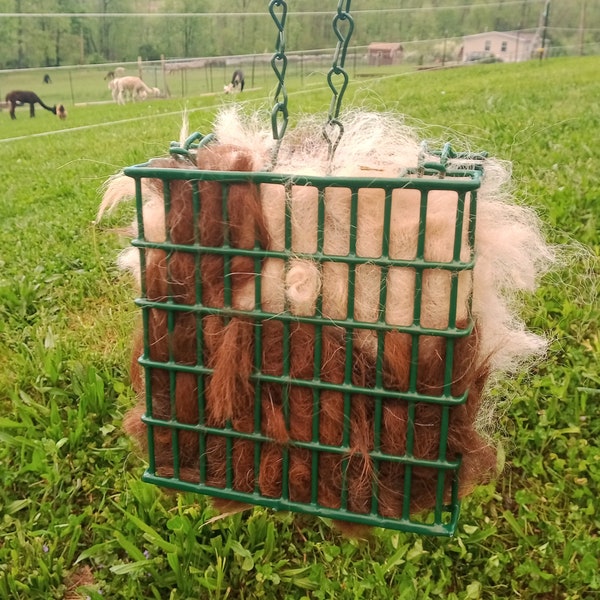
top-left (462, 31), bottom-right (540, 63)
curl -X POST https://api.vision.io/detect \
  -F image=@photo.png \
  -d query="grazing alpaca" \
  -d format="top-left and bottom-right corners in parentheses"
top-left (224, 69), bottom-right (245, 93)
top-left (109, 76), bottom-right (161, 104)
top-left (5, 90), bottom-right (67, 120)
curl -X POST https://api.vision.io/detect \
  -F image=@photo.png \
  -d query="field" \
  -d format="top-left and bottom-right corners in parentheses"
top-left (0, 56), bottom-right (598, 599)
top-left (0, 56), bottom-right (409, 107)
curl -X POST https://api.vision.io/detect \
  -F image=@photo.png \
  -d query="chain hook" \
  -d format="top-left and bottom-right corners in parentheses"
top-left (268, 0), bottom-right (289, 169)
top-left (324, 0), bottom-right (354, 163)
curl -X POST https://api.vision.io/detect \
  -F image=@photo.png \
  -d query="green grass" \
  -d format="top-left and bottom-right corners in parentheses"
top-left (0, 56), bottom-right (598, 599)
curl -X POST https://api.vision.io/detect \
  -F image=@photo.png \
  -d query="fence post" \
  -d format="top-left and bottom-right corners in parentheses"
top-left (68, 70), bottom-right (75, 105)
top-left (161, 54), bottom-right (171, 98)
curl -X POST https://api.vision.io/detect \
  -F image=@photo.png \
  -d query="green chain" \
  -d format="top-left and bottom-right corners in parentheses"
top-left (323, 0), bottom-right (354, 161)
top-left (269, 0), bottom-right (289, 168)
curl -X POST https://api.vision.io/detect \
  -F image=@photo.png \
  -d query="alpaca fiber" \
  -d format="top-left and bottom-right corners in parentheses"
top-left (100, 108), bottom-right (554, 532)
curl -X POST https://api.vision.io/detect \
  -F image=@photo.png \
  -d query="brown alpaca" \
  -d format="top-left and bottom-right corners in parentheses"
top-left (5, 90), bottom-right (67, 120)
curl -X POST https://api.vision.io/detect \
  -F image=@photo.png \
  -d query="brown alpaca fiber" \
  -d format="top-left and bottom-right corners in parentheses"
top-left (124, 145), bottom-right (272, 503)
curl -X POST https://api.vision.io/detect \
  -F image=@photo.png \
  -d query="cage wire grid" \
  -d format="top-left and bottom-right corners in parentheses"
top-left (124, 158), bottom-right (483, 537)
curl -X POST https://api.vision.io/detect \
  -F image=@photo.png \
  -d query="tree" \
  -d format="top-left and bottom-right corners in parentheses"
top-left (0, 0), bottom-right (596, 68)
top-left (138, 43), bottom-right (161, 61)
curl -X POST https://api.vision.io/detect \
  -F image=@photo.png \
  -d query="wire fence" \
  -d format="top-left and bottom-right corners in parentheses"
top-left (1, 38), bottom-right (598, 108)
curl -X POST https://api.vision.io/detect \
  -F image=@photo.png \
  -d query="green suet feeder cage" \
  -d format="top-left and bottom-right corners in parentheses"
top-left (122, 0), bottom-right (490, 537)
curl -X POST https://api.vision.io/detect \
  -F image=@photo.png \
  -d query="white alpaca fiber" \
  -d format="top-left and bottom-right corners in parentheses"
top-left (285, 259), bottom-right (322, 317)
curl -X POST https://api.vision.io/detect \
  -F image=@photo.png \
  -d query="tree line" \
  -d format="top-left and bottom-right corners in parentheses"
top-left (0, 0), bottom-right (597, 69)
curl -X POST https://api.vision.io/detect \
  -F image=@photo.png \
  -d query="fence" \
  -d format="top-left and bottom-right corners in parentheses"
top-left (0, 49), bottom-right (364, 107)
top-left (0, 39), bottom-right (597, 108)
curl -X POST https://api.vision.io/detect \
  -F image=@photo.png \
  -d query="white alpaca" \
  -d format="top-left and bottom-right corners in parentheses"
top-left (109, 76), bottom-right (161, 104)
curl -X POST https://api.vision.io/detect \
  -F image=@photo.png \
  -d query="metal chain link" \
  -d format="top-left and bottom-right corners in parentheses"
top-left (268, 1), bottom-right (354, 167)
top-left (268, 0), bottom-right (289, 168)
top-left (323, 0), bottom-right (354, 162)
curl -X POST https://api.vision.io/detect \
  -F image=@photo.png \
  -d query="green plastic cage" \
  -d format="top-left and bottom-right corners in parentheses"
top-left (121, 1), bottom-right (490, 537)
top-left (123, 140), bottom-right (486, 537)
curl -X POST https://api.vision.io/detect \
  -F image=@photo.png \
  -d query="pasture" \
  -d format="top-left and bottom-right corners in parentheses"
top-left (0, 56), bottom-right (598, 599)
top-left (0, 55), bottom-right (399, 108)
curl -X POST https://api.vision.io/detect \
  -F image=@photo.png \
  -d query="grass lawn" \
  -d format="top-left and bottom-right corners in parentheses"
top-left (0, 55), bottom-right (598, 599)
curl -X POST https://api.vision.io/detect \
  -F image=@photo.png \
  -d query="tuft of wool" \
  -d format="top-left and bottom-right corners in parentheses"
top-left (285, 259), bottom-right (322, 317)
